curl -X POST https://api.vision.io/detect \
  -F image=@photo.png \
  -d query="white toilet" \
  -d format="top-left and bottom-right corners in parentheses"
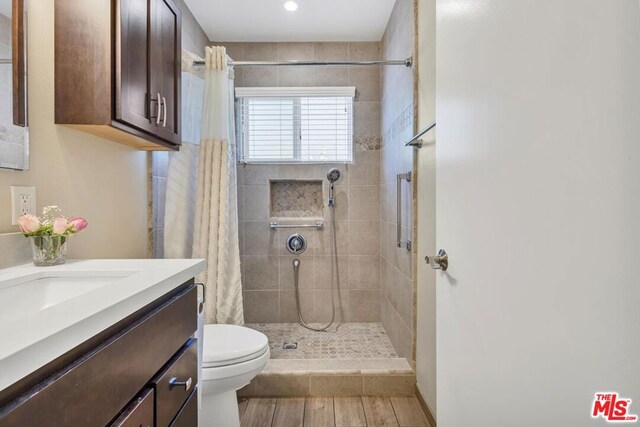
top-left (199, 324), bottom-right (270, 427)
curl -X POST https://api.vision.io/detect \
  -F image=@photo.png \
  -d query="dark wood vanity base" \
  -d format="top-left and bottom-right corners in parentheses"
top-left (0, 280), bottom-right (198, 427)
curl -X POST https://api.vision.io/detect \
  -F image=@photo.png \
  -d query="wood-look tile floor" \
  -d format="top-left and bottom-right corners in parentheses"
top-left (238, 396), bottom-right (431, 427)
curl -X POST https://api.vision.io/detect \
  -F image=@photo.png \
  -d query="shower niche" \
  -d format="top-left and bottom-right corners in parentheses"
top-left (269, 180), bottom-right (324, 219)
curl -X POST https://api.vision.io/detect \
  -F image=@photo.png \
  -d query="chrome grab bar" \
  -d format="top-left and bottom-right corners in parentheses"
top-left (397, 171), bottom-right (412, 251)
top-left (405, 121), bottom-right (436, 148)
top-left (270, 221), bottom-right (324, 230)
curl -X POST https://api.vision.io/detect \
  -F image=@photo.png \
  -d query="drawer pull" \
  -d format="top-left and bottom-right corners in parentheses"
top-left (168, 376), bottom-right (192, 391)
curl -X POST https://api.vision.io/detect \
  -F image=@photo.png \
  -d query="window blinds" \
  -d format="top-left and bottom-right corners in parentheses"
top-left (236, 87), bottom-right (355, 163)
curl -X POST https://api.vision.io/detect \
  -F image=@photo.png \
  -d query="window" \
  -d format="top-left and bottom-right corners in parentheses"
top-left (236, 87), bottom-right (355, 163)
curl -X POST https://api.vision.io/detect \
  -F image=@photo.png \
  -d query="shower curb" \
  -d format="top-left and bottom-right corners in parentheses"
top-left (238, 358), bottom-right (416, 397)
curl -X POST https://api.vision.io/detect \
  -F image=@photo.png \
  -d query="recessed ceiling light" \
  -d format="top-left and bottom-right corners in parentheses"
top-left (283, 0), bottom-right (298, 11)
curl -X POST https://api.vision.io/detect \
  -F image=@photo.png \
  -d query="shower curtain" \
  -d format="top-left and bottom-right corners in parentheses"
top-left (192, 46), bottom-right (244, 324)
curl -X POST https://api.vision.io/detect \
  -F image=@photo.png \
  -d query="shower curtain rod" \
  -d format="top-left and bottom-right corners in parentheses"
top-left (192, 56), bottom-right (413, 68)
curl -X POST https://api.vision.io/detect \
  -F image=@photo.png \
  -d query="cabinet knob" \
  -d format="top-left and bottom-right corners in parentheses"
top-left (168, 376), bottom-right (192, 391)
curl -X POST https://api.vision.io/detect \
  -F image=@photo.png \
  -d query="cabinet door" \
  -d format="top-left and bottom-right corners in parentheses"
top-left (151, 0), bottom-right (181, 146)
top-left (115, 0), bottom-right (158, 134)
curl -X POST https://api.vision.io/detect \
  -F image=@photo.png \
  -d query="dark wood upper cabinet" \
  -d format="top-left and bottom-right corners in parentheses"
top-left (151, 0), bottom-right (181, 145)
top-left (55, 0), bottom-right (182, 151)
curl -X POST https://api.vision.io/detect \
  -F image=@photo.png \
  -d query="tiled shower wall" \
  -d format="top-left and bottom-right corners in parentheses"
top-left (225, 42), bottom-right (383, 325)
top-left (380, 0), bottom-right (417, 361)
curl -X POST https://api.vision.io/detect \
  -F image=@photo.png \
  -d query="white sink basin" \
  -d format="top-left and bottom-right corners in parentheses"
top-left (0, 271), bottom-right (137, 323)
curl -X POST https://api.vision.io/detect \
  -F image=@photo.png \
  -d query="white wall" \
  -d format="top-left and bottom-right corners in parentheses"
top-left (416, 0), bottom-right (437, 419)
top-left (0, 0), bottom-right (148, 258)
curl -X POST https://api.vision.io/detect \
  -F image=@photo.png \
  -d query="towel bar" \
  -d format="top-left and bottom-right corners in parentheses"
top-left (269, 222), bottom-right (324, 230)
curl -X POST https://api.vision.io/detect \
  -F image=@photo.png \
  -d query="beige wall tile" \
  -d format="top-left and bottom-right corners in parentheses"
top-left (279, 67), bottom-right (315, 87)
top-left (354, 102), bottom-right (381, 140)
top-left (309, 376), bottom-right (364, 396)
top-left (349, 290), bottom-right (381, 322)
top-left (243, 255), bottom-right (279, 290)
top-left (312, 289), bottom-right (336, 323)
top-left (397, 273), bottom-right (414, 330)
top-left (379, 221), bottom-right (388, 261)
top-left (396, 321), bottom-right (414, 360)
top-left (243, 290), bottom-right (279, 323)
top-left (382, 261), bottom-right (398, 309)
top-left (348, 221), bottom-right (380, 256)
top-left (348, 255), bottom-right (380, 290)
top-left (314, 42), bottom-right (349, 60)
top-left (279, 255), bottom-right (314, 290)
top-left (243, 221), bottom-right (279, 255)
top-left (277, 42), bottom-right (315, 60)
top-left (380, 181), bottom-right (396, 223)
top-left (243, 165), bottom-right (282, 186)
top-left (316, 221), bottom-right (348, 256)
top-left (348, 42), bottom-right (381, 60)
top-left (314, 67), bottom-right (349, 86)
top-left (349, 66), bottom-right (381, 102)
top-left (242, 66), bottom-right (278, 87)
top-left (314, 256), bottom-right (349, 289)
top-left (244, 185), bottom-right (269, 220)
top-left (350, 151), bottom-right (380, 185)
top-left (279, 291), bottom-right (303, 323)
top-left (348, 186), bottom-right (380, 221)
top-left (244, 42), bottom-right (279, 60)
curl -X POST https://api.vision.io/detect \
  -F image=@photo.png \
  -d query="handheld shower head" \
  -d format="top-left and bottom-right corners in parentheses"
top-left (327, 168), bottom-right (341, 183)
top-left (327, 168), bottom-right (341, 207)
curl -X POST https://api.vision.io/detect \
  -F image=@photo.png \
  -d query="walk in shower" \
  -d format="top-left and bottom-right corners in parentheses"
top-left (151, 0), bottom-right (417, 388)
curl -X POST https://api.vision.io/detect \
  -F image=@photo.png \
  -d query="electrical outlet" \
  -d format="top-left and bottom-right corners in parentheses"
top-left (10, 186), bottom-right (36, 225)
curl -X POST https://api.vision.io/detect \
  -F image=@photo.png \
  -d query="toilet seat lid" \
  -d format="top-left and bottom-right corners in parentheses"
top-left (203, 324), bottom-right (269, 367)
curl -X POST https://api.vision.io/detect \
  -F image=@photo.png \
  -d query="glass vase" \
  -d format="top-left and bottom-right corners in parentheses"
top-left (30, 235), bottom-right (67, 266)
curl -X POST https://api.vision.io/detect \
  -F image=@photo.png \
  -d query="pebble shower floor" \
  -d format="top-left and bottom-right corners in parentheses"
top-left (244, 323), bottom-right (398, 359)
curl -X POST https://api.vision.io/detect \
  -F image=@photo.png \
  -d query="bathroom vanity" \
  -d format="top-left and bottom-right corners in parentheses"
top-left (0, 259), bottom-right (205, 426)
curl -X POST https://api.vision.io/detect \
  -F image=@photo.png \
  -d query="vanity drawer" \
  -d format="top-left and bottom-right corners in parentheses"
top-left (0, 283), bottom-right (197, 427)
top-left (152, 338), bottom-right (198, 427)
top-left (169, 389), bottom-right (198, 427)
top-left (110, 388), bottom-right (154, 427)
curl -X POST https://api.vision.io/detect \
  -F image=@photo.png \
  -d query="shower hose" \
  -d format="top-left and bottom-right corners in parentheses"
top-left (292, 207), bottom-right (338, 332)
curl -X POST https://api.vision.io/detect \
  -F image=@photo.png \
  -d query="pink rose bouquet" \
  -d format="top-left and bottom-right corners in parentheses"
top-left (17, 206), bottom-right (88, 266)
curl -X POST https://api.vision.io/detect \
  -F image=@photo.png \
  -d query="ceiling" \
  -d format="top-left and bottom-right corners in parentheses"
top-left (0, 0), bottom-right (11, 18)
top-left (184, 0), bottom-right (396, 42)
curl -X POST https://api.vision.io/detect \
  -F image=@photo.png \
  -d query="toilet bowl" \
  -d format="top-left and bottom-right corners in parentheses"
top-left (199, 324), bottom-right (269, 427)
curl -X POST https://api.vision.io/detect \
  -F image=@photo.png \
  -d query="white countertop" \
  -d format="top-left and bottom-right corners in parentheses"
top-left (0, 259), bottom-right (205, 392)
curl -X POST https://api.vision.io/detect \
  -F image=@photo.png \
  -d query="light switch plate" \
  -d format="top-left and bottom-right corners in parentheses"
top-left (10, 186), bottom-right (36, 225)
